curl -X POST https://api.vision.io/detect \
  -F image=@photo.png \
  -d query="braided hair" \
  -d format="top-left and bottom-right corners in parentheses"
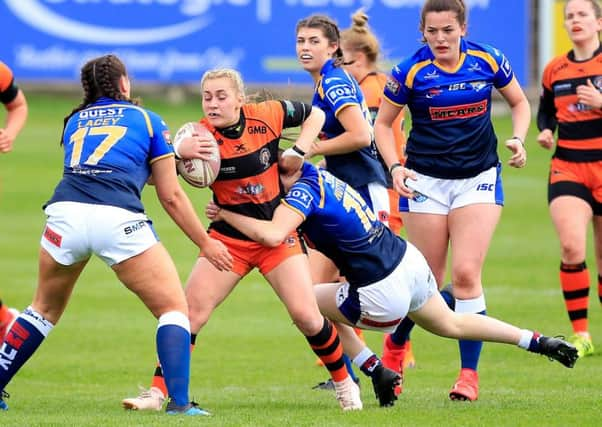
top-left (296, 14), bottom-right (347, 67)
top-left (61, 54), bottom-right (138, 144)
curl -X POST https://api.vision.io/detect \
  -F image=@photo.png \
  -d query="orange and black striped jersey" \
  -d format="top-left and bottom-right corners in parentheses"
top-left (203, 100), bottom-right (310, 240)
top-left (359, 71), bottom-right (405, 164)
top-left (537, 46), bottom-right (602, 162)
top-left (0, 60), bottom-right (19, 105)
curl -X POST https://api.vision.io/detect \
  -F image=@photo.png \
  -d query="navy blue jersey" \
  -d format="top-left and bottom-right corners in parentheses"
top-left (313, 59), bottom-right (387, 188)
top-left (46, 97), bottom-right (173, 213)
top-left (282, 162), bottom-right (406, 287)
top-left (384, 39), bottom-right (514, 179)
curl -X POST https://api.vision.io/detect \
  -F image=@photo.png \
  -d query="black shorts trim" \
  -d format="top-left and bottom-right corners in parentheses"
top-left (548, 181), bottom-right (602, 215)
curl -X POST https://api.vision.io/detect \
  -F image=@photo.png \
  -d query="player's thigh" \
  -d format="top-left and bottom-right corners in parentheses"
top-left (550, 196), bottom-right (592, 258)
top-left (401, 212), bottom-right (449, 285)
top-left (593, 216), bottom-right (602, 272)
top-left (307, 247), bottom-right (339, 284)
top-left (184, 256), bottom-right (242, 330)
top-left (448, 203), bottom-right (501, 290)
top-left (112, 243), bottom-right (186, 318)
top-left (408, 291), bottom-right (458, 338)
top-left (313, 282), bottom-right (350, 325)
top-left (266, 254), bottom-right (323, 332)
top-left (33, 248), bottom-right (89, 324)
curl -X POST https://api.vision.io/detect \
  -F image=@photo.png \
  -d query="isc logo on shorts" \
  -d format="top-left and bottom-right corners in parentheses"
top-left (124, 221), bottom-right (147, 235)
top-left (476, 183), bottom-right (494, 191)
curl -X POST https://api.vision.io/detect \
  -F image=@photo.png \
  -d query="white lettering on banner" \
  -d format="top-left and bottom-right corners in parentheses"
top-left (6, 0), bottom-right (493, 43)
top-left (5, 0), bottom-right (211, 45)
top-left (15, 45), bottom-right (244, 79)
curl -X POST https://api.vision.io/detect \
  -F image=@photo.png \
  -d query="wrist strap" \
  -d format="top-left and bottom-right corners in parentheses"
top-left (389, 162), bottom-right (403, 175)
top-left (291, 145), bottom-right (306, 156)
top-left (282, 147), bottom-right (304, 159)
top-left (172, 139), bottom-right (182, 159)
top-left (512, 136), bottom-right (524, 146)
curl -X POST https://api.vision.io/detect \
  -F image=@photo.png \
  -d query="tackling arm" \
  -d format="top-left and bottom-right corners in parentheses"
top-left (216, 204), bottom-right (304, 248)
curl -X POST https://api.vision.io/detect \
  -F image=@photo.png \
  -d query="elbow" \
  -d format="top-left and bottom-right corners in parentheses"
top-left (258, 231), bottom-right (287, 248)
top-left (158, 188), bottom-right (184, 211)
top-left (354, 129), bottom-right (372, 149)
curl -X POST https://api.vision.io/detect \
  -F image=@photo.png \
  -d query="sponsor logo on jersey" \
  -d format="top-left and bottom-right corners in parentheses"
top-left (78, 107), bottom-right (125, 119)
top-left (285, 235), bottom-right (297, 247)
top-left (569, 102), bottom-right (596, 112)
top-left (500, 55), bottom-right (512, 78)
top-left (429, 99), bottom-right (488, 120)
top-left (470, 81), bottom-right (487, 92)
top-left (248, 125), bottom-right (267, 134)
top-left (288, 187), bottom-right (313, 209)
top-left (385, 77), bottom-right (401, 95)
top-left (259, 147), bottom-right (271, 169)
top-left (424, 69), bottom-right (440, 80)
top-left (221, 166), bottom-right (236, 174)
top-left (163, 130), bottom-right (172, 145)
top-left (325, 77), bottom-right (342, 84)
top-left (283, 100), bottom-right (296, 119)
top-left (425, 87), bottom-right (442, 98)
top-left (236, 183), bottom-right (264, 196)
top-left (468, 62), bottom-right (482, 72)
top-left (325, 84), bottom-right (356, 104)
top-left (448, 82), bottom-right (466, 91)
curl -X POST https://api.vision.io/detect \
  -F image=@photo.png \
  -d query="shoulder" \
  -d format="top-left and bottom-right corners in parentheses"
top-left (0, 61), bottom-right (14, 91)
top-left (543, 53), bottom-right (570, 73)
top-left (323, 66), bottom-right (354, 89)
top-left (465, 40), bottom-right (508, 65)
top-left (391, 47), bottom-right (432, 81)
top-left (243, 100), bottom-right (284, 123)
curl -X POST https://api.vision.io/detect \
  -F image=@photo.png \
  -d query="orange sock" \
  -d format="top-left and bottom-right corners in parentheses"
top-left (151, 341), bottom-right (196, 396)
top-left (307, 319), bottom-right (347, 382)
top-left (560, 262), bottom-right (590, 333)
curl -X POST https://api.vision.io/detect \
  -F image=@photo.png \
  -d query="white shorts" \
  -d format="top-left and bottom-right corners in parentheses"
top-left (336, 243), bottom-right (438, 333)
top-left (399, 164), bottom-right (504, 214)
top-left (356, 181), bottom-right (390, 225)
top-left (41, 202), bottom-right (159, 266)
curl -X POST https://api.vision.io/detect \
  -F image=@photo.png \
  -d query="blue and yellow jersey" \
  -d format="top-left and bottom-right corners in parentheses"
top-left (46, 97), bottom-right (173, 213)
top-left (312, 59), bottom-right (387, 188)
top-left (282, 162), bottom-right (406, 287)
top-left (384, 39), bottom-right (515, 179)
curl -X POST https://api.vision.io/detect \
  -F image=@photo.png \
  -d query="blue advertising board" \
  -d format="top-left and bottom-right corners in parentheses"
top-left (1, 0), bottom-right (530, 86)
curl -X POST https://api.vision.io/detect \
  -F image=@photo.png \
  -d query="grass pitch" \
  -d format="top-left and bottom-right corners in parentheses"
top-left (0, 93), bottom-right (600, 426)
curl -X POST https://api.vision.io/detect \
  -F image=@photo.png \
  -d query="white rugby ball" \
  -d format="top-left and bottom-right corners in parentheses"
top-left (174, 122), bottom-right (220, 188)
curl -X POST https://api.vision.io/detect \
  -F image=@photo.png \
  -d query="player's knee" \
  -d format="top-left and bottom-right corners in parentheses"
top-left (291, 310), bottom-right (323, 336)
top-left (451, 268), bottom-right (480, 293)
top-left (559, 241), bottom-right (585, 263)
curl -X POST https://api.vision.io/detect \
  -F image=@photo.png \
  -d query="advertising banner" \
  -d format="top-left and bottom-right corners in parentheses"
top-left (1, 0), bottom-right (530, 85)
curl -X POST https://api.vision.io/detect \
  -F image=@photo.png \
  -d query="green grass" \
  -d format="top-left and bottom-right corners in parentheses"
top-left (0, 94), bottom-right (600, 426)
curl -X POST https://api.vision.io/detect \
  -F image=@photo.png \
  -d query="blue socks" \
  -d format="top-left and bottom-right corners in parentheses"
top-left (156, 311), bottom-right (191, 406)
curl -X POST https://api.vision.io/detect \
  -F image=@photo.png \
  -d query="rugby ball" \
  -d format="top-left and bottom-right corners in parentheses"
top-left (174, 122), bottom-right (220, 188)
